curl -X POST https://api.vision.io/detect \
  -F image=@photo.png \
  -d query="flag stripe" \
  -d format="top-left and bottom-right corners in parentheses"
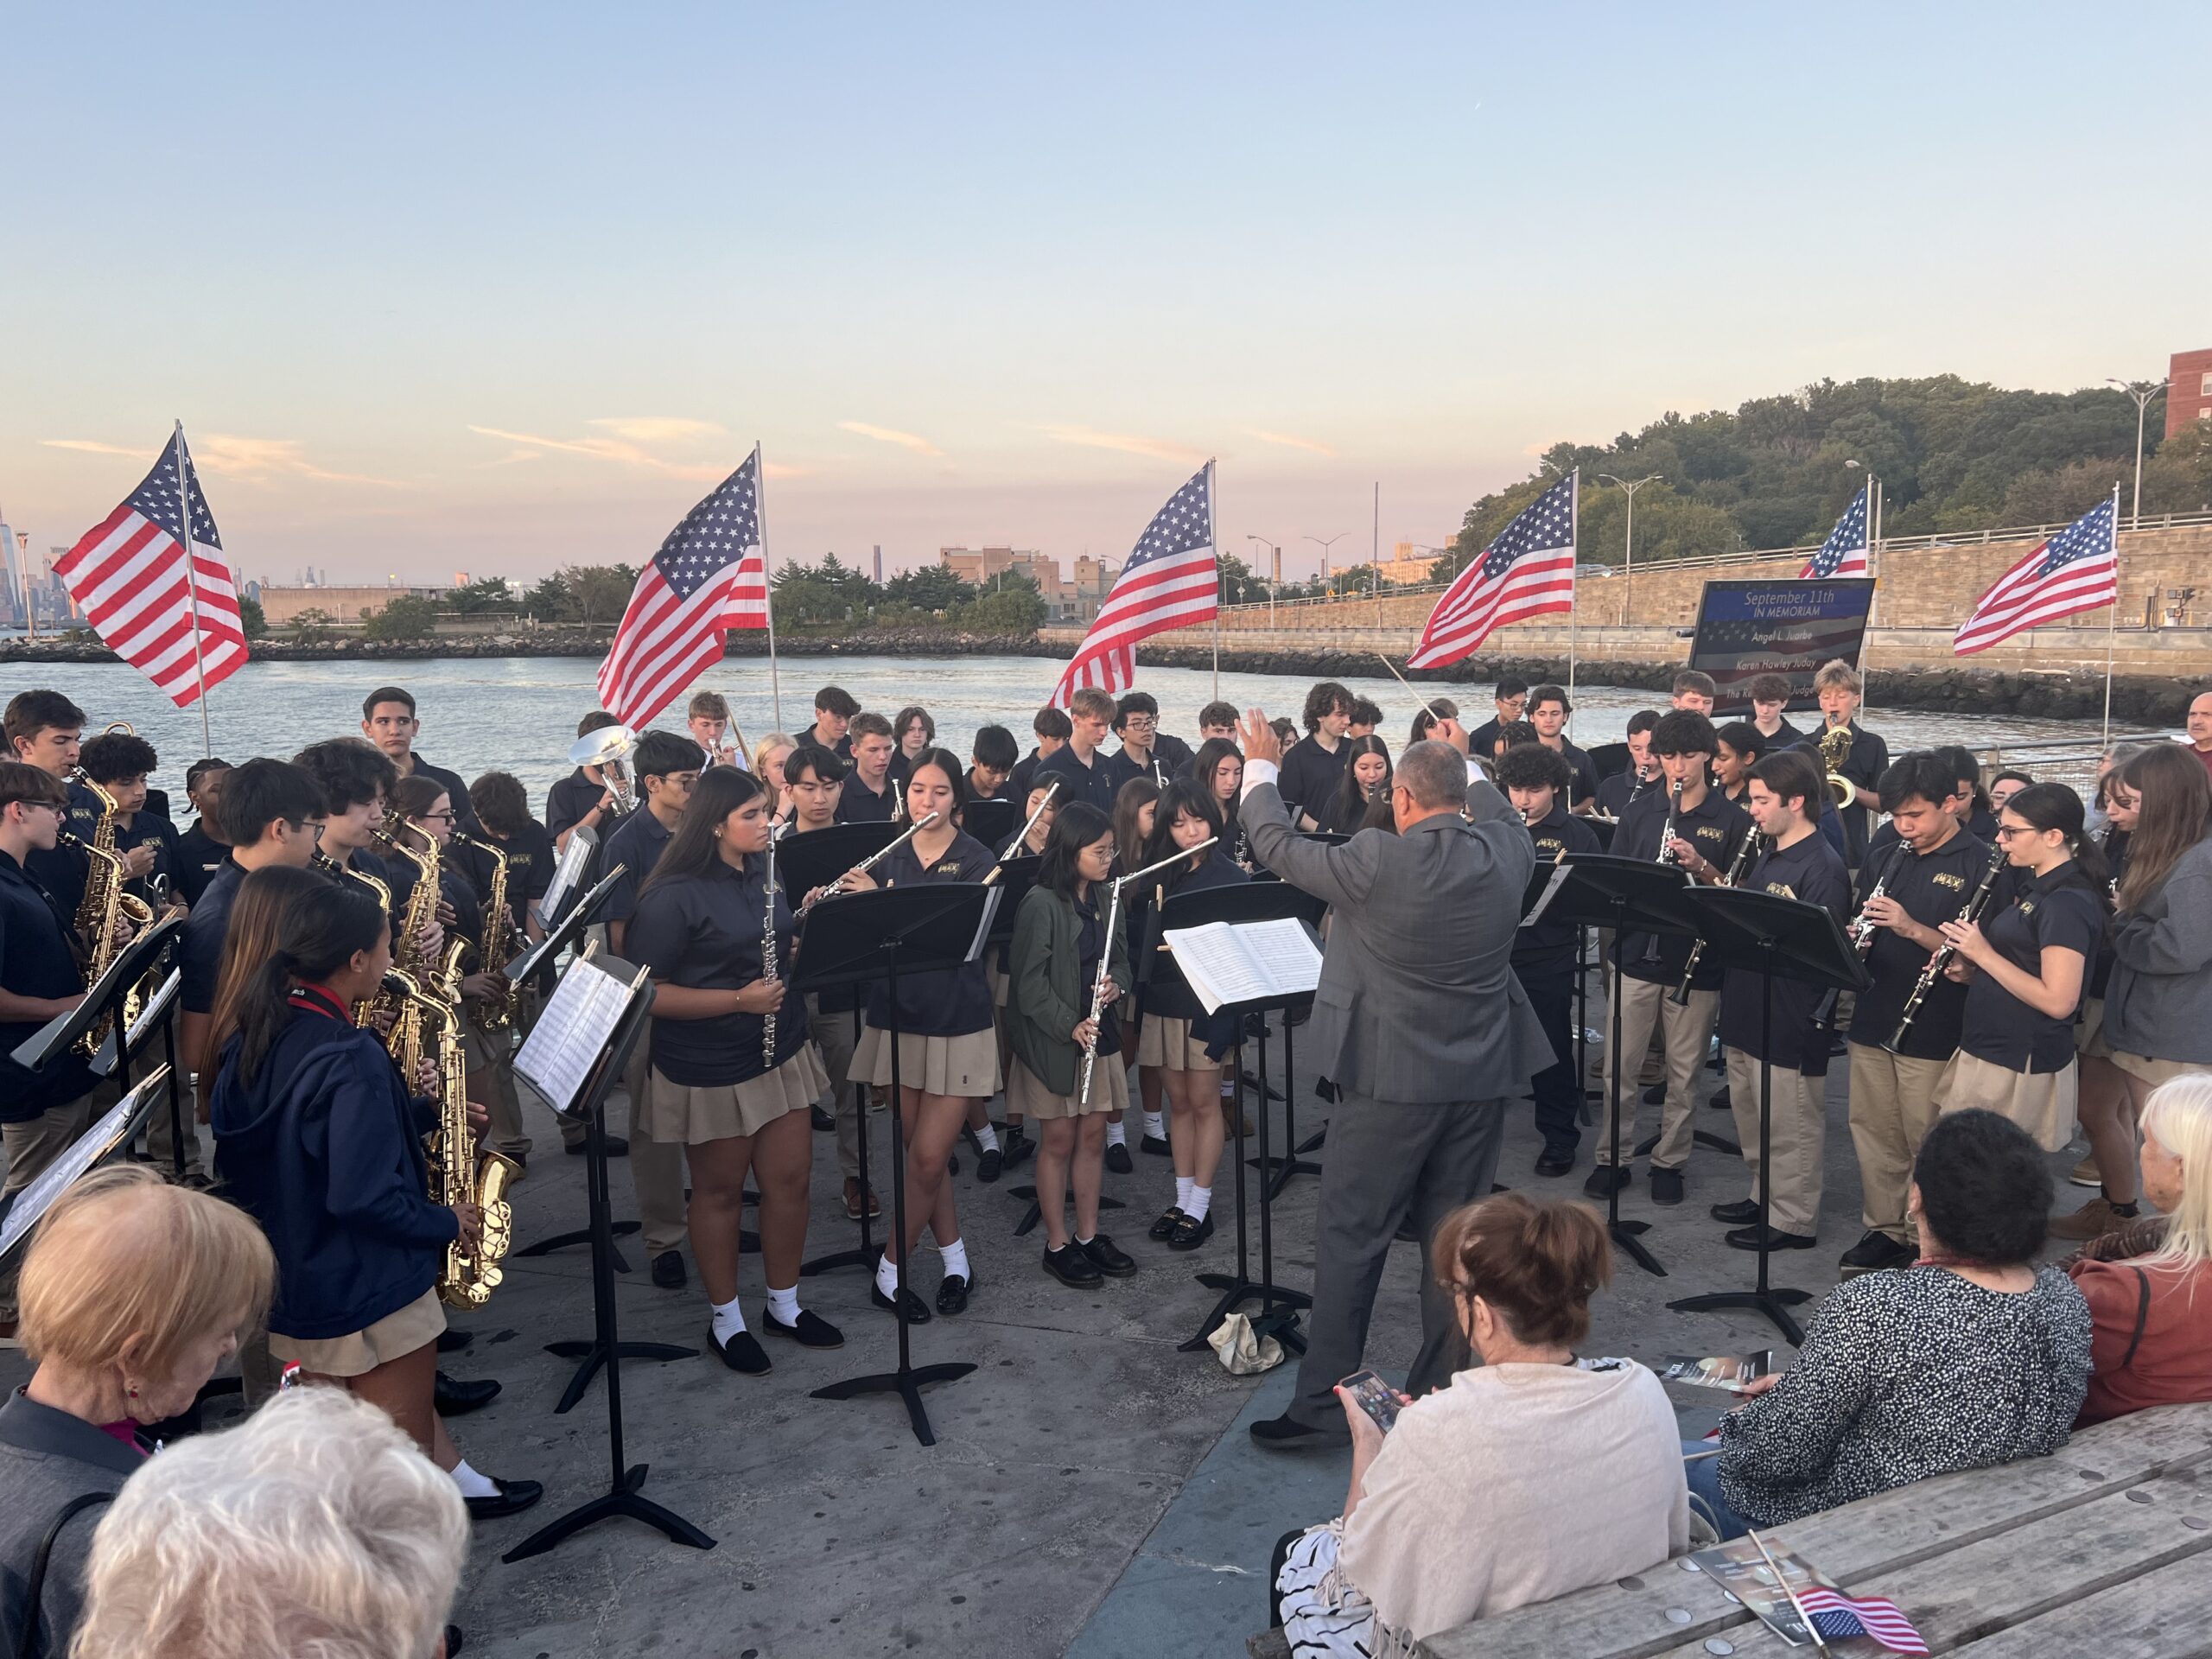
top-left (1052, 464), bottom-right (1217, 708)
top-left (1954, 500), bottom-right (2118, 656)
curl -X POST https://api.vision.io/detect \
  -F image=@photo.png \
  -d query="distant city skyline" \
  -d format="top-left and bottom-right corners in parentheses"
top-left (4, 6), bottom-right (2204, 589)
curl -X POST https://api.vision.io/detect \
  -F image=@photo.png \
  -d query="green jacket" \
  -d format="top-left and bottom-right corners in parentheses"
top-left (1007, 882), bottom-right (1130, 1097)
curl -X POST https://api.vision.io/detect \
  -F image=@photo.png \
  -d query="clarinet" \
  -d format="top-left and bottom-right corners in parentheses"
top-left (760, 821), bottom-right (787, 1070)
top-left (1813, 837), bottom-right (1911, 1031)
top-left (1885, 842), bottom-right (2008, 1053)
top-left (1640, 776), bottom-right (1687, 964)
top-left (1669, 828), bottom-right (1764, 1005)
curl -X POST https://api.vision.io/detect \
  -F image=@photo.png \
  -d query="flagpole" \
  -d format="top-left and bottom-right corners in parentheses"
top-left (175, 421), bottom-right (213, 757)
top-left (2103, 482), bottom-right (2120, 747)
top-left (1862, 476), bottom-right (1879, 728)
top-left (753, 442), bottom-right (784, 732)
top-left (1566, 469), bottom-right (1580, 734)
top-left (1209, 458), bottom-right (1220, 702)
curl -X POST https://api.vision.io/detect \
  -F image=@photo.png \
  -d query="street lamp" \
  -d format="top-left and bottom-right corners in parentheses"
top-left (2107, 378), bottom-right (2170, 528)
top-left (1246, 533), bottom-right (1281, 626)
top-left (1304, 532), bottom-right (1348, 597)
top-left (1598, 473), bottom-right (1661, 620)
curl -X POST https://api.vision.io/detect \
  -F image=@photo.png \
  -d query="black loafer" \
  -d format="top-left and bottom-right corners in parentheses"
top-left (871, 1280), bottom-right (933, 1324)
top-left (1641, 1082), bottom-right (1667, 1106)
top-left (1649, 1166), bottom-right (1685, 1206)
top-left (1840, 1230), bottom-right (1915, 1274)
top-left (1709, 1200), bottom-right (1761, 1225)
top-left (1043, 1243), bottom-right (1102, 1287)
top-left (1249, 1413), bottom-right (1348, 1452)
top-left (1140, 1134), bottom-right (1173, 1156)
top-left (436, 1328), bottom-right (474, 1355)
top-left (1633, 1130), bottom-right (1662, 1158)
top-left (977, 1147), bottom-right (1004, 1184)
top-left (433, 1371), bottom-right (501, 1417)
top-left (811, 1104), bottom-right (836, 1132)
top-left (1726, 1224), bottom-right (1817, 1252)
top-left (1149, 1205), bottom-right (1186, 1241)
top-left (464, 1477), bottom-right (544, 1521)
top-left (762, 1306), bottom-right (845, 1349)
top-left (1535, 1150), bottom-right (1574, 1178)
top-left (651, 1250), bottom-right (687, 1288)
top-left (1079, 1233), bottom-right (1137, 1277)
top-left (1105, 1141), bottom-right (1134, 1175)
top-left (936, 1268), bottom-right (975, 1315)
top-left (1001, 1128), bottom-right (1033, 1169)
top-left (709, 1325), bottom-right (772, 1373)
top-left (1167, 1211), bottom-right (1216, 1252)
top-left (1582, 1166), bottom-right (1631, 1198)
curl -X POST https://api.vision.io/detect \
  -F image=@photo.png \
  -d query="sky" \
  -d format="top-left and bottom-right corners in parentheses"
top-left (4, 3), bottom-right (2205, 589)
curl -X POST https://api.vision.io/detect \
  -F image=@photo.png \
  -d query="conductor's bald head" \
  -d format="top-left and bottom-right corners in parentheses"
top-left (1396, 741), bottom-right (1469, 813)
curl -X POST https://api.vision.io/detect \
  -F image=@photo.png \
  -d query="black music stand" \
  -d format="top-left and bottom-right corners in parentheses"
top-left (505, 963), bottom-right (714, 1561)
top-left (1160, 883), bottom-right (1324, 1357)
top-left (963, 797), bottom-right (1016, 849)
top-left (1667, 885), bottom-right (1864, 1346)
top-left (779, 823), bottom-right (900, 1277)
top-left (803, 881), bottom-right (997, 1447)
top-left (1542, 855), bottom-right (1698, 1278)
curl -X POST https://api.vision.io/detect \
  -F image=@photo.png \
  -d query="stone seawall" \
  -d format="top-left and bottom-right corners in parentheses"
top-left (0, 628), bottom-right (1056, 665)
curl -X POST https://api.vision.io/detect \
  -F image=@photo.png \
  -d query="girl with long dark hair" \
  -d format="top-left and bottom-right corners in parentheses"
top-left (1323, 736), bottom-right (1393, 836)
top-left (630, 766), bottom-right (837, 1372)
top-left (1007, 803), bottom-right (1135, 1287)
top-left (1192, 737), bottom-right (1248, 868)
top-left (839, 747), bottom-right (999, 1320)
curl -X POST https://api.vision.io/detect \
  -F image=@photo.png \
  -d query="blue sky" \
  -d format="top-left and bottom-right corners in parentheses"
top-left (4, 3), bottom-right (2204, 587)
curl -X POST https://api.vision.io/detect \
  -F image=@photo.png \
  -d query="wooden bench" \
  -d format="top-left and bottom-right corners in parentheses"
top-left (1249, 1402), bottom-right (2212, 1658)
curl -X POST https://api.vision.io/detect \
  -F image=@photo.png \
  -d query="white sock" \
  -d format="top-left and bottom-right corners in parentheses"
top-left (875, 1253), bottom-right (904, 1300)
top-left (1105, 1120), bottom-right (1128, 1147)
top-left (711, 1294), bottom-right (747, 1343)
top-left (449, 1459), bottom-right (499, 1499)
top-left (1143, 1110), bottom-right (1166, 1140)
top-left (1185, 1184), bottom-right (1212, 1223)
top-left (1176, 1175), bottom-right (1194, 1210)
top-left (938, 1236), bottom-right (970, 1281)
top-left (1220, 1077), bottom-right (1236, 1099)
top-left (1075, 1233), bottom-right (1095, 1248)
top-left (765, 1284), bottom-right (800, 1325)
top-left (973, 1123), bottom-right (1000, 1153)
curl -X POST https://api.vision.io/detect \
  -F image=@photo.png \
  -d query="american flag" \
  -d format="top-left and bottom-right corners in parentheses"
top-left (725, 543), bottom-right (770, 630)
top-left (54, 428), bottom-right (247, 708)
top-left (1796, 1586), bottom-right (1930, 1655)
top-left (1954, 493), bottom-right (2118, 656)
top-left (1802, 483), bottom-right (1871, 580)
top-left (1406, 472), bottom-right (1576, 669)
top-left (1051, 462), bottom-right (1217, 706)
top-left (595, 450), bottom-right (761, 727)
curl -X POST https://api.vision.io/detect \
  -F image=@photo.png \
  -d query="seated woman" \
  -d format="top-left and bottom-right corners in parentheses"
top-left (2067, 1073), bottom-right (2212, 1425)
top-left (1693, 1109), bottom-right (2092, 1538)
top-left (1, 1166), bottom-right (272, 1659)
top-left (68, 1387), bottom-right (466, 1659)
top-left (1273, 1194), bottom-right (1686, 1656)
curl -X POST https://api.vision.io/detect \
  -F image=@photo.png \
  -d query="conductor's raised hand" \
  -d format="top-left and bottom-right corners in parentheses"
top-left (1431, 715), bottom-right (1471, 755)
top-left (1239, 709), bottom-right (1281, 767)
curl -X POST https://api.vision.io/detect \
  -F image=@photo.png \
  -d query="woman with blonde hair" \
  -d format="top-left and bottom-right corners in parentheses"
top-left (0, 1166), bottom-right (273, 1659)
top-left (2066, 1072), bottom-right (2212, 1424)
top-left (752, 732), bottom-right (796, 820)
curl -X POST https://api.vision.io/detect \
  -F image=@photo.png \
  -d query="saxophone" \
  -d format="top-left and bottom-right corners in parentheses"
top-left (315, 852), bottom-right (395, 1023)
top-left (370, 823), bottom-right (445, 1080)
top-left (451, 831), bottom-right (518, 1030)
top-left (65, 773), bottom-right (155, 1058)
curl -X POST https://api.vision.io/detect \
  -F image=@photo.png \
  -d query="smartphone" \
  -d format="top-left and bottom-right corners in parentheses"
top-left (1338, 1369), bottom-right (1402, 1433)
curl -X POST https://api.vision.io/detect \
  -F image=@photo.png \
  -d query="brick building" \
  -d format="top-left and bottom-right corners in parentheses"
top-left (2170, 347), bottom-right (2212, 438)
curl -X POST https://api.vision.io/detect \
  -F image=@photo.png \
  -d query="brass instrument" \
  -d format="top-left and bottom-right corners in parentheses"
top-left (1078, 839), bottom-right (1216, 1105)
top-left (1885, 842), bottom-right (2008, 1052)
top-left (1821, 724), bottom-right (1859, 810)
top-left (760, 821), bottom-right (787, 1070)
top-left (1669, 829), bottom-right (1765, 1005)
top-left (63, 770), bottom-right (156, 1058)
top-left (313, 849), bottom-right (394, 912)
top-left (370, 819), bottom-right (446, 1078)
top-left (452, 831), bottom-right (519, 1029)
top-left (567, 723), bottom-right (638, 814)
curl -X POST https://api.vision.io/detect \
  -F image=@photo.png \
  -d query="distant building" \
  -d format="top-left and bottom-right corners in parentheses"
top-left (257, 583), bottom-right (444, 624)
top-left (1370, 541), bottom-right (1443, 585)
top-left (938, 545), bottom-right (1120, 620)
top-left (2170, 347), bottom-right (2212, 438)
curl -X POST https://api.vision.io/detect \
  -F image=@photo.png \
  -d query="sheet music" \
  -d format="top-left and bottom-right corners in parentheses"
top-left (539, 830), bottom-right (594, 925)
top-left (1163, 918), bottom-right (1323, 1013)
top-left (0, 1071), bottom-right (166, 1263)
top-left (1520, 863), bottom-right (1574, 929)
top-left (514, 957), bottom-right (635, 1118)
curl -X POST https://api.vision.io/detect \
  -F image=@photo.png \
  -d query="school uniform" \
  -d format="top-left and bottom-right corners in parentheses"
top-left (1844, 830), bottom-right (1993, 1247)
top-left (1516, 806), bottom-right (1602, 1161)
top-left (626, 857), bottom-right (829, 1144)
top-left (546, 767), bottom-right (613, 842)
top-left (1940, 865), bottom-right (2105, 1151)
top-left (836, 772), bottom-right (900, 825)
top-left (23, 781), bottom-right (103, 922)
top-left (1033, 744), bottom-right (1119, 817)
top-left (1104, 734), bottom-right (1196, 793)
top-left (849, 833), bottom-right (1001, 1097)
top-left (1133, 850), bottom-right (1248, 1071)
top-left (1595, 787), bottom-right (1751, 1173)
top-left (210, 987), bottom-right (457, 1373)
top-left (180, 858), bottom-right (245, 1017)
top-left (0, 849), bottom-right (98, 1205)
top-left (1550, 740), bottom-right (1602, 811)
top-left (593, 807), bottom-right (690, 1250)
top-left (398, 754), bottom-right (476, 833)
top-left (1006, 883), bottom-right (1131, 1118)
top-left (601, 807), bottom-right (677, 932)
top-left (1595, 768), bottom-right (1658, 820)
top-left (1755, 717), bottom-right (1806, 747)
top-left (1791, 721), bottom-right (1888, 867)
top-left (1007, 747), bottom-right (1046, 805)
top-left (788, 823), bottom-right (873, 1184)
top-left (109, 810), bottom-right (181, 909)
top-left (174, 817), bottom-right (228, 906)
top-left (798, 721), bottom-right (855, 760)
top-left (1275, 735), bottom-right (1350, 828)
top-left (1717, 831), bottom-right (1852, 1238)
top-left (2076, 828), bottom-right (2129, 1061)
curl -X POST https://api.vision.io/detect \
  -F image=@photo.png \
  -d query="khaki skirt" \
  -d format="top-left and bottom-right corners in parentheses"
top-left (852, 1024), bottom-right (1001, 1099)
top-left (1136, 1013), bottom-right (1218, 1071)
top-left (646, 1046), bottom-right (831, 1145)
top-left (1007, 1052), bottom-right (1131, 1121)
top-left (2075, 996), bottom-right (2112, 1060)
top-left (271, 1286), bottom-right (446, 1378)
top-left (2110, 1049), bottom-right (2212, 1088)
top-left (1936, 1050), bottom-right (2077, 1152)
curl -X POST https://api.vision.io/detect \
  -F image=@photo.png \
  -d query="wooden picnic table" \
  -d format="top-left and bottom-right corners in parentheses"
top-left (1250, 1401), bottom-right (2212, 1658)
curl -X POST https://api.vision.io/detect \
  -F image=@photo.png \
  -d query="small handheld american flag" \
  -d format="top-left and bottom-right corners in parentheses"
top-left (1052, 462), bottom-right (1217, 707)
top-left (1801, 483), bottom-right (1871, 580)
top-left (1953, 493), bottom-right (2118, 656)
top-left (1795, 1586), bottom-right (1930, 1655)
top-left (1406, 472), bottom-right (1577, 670)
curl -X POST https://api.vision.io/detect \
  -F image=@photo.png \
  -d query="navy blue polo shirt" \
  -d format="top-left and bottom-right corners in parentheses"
top-left (111, 810), bottom-right (182, 909)
top-left (1515, 806), bottom-right (1601, 977)
top-left (1613, 786), bottom-right (1751, 988)
top-left (1717, 830), bottom-right (1852, 1073)
top-left (23, 780), bottom-right (103, 921)
top-left (0, 847), bottom-right (96, 1122)
top-left (384, 855), bottom-right (483, 954)
top-left (1135, 849), bottom-right (1249, 1023)
top-left (1553, 741), bottom-right (1601, 810)
top-left (1034, 744), bottom-right (1118, 817)
top-left (601, 806), bottom-right (677, 927)
top-left (862, 831), bottom-right (997, 1037)
top-left (1105, 733), bottom-right (1196, 793)
top-left (451, 823), bottom-right (554, 937)
top-left (399, 755), bottom-right (475, 833)
top-left (1958, 865), bottom-right (2104, 1073)
top-left (1845, 830), bottom-right (1994, 1061)
top-left (629, 855), bottom-right (807, 1085)
top-left (175, 819), bottom-right (228, 906)
top-left (836, 771), bottom-right (899, 824)
top-left (546, 768), bottom-right (610, 842)
top-left (181, 858), bottom-right (245, 1014)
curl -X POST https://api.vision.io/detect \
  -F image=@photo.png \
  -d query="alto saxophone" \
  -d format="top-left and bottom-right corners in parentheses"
top-left (371, 823), bottom-right (445, 1081)
top-left (64, 772), bottom-right (155, 1058)
top-left (452, 831), bottom-right (519, 1030)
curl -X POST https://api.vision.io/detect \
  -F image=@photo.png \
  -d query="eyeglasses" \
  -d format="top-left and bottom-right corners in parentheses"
top-left (1994, 823), bottom-right (2040, 840)
top-left (413, 811), bottom-right (456, 824)
top-left (15, 800), bottom-right (67, 817)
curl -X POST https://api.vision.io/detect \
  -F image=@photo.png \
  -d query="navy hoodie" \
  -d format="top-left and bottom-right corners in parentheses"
top-left (211, 989), bottom-right (458, 1340)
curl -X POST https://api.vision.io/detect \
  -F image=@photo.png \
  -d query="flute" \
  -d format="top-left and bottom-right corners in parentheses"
top-left (1077, 838), bottom-right (1217, 1104)
top-left (761, 820), bottom-right (787, 1069)
top-left (982, 779), bottom-right (1059, 885)
top-left (808, 811), bottom-right (942, 906)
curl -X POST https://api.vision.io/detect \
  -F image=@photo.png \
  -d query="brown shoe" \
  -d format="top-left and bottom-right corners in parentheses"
top-left (842, 1178), bottom-right (881, 1221)
top-left (2068, 1154), bottom-right (2101, 1190)
top-left (2048, 1195), bottom-right (2136, 1242)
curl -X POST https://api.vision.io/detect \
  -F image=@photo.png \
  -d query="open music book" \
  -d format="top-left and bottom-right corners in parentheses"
top-left (1162, 918), bottom-right (1324, 1013)
top-left (515, 950), bottom-right (639, 1119)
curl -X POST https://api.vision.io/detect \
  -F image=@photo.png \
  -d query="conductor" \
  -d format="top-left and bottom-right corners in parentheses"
top-left (1235, 712), bottom-right (1554, 1449)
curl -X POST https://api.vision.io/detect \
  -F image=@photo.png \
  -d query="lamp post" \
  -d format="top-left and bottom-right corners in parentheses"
top-left (2107, 378), bottom-right (2170, 528)
top-left (1303, 531), bottom-right (1348, 601)
top-left (1598, 472), bottom-right (1661, 623)
top-left (1246, 533), bottom-right (1281, 627)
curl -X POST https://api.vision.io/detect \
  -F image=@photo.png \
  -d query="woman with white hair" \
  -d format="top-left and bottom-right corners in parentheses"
top-left (0, 1166), bottom-right (273, 1659)
top-left (2066, 1072), bottom-right (2212, 1424)
top-left (68, 1386), bottom-right (467, 1659)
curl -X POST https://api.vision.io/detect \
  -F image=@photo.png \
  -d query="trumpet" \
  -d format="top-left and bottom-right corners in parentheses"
top-left (1077, 838), bottom-right (1217, 1105)
top-left (1820, 724), bottom-right (1859, 810)
top-left (807, 811), bottom-right (942, 906)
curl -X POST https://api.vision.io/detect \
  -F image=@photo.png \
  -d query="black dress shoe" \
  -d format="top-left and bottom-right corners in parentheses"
top-left (1535, 1149), bottom-right (1574, 1178)
top-left (811, 1104), bottom-right (836, 1132)
top-left (1079, 1233), bottom-right (1137, 1277)
top-left (1149, 1205), bottom-right (1185, 1241)
top-left (1167, 1211), bottom-right (1216, 1252)
top-left (652, 1249), bottom-right (687, 1288)
top-left (567, 1135), bottom-right (628, 1156)
top-left (1641, 1082), bottom-right (1667, 1106)
top-left (1709, 1199), bottom-right (1761, 1225)
top-left (1001, 1126), bottom-right (1034, 1169)
top-left (976, 1147), bottom-right (1004, 1184)
top-left (1249, 1413), bottom-right (1348, 1452)
top-left (1105, 1141), bottom-right (1134, 1175)
top-left (1649, 1166), bottom-right (1685, 1206)
top-left (1582, 1166), bottom-right (1631, 1198)
top-left (709, 1325), bottom-right (772, 1373)
top-left (433, 1371), bottom-right (501, 1417)
top-left (936, 1267), bottom-right (975, 1315)
top-left (1839, 1230), bottom-right (1915, 1274)
top-left (464, 1478), bottom-right (544, 1521)
top-left (762, 1306), bottom-right (845, 1349)
top-left (435, 1328), bottom-right (473, 1355)
top-left (1708, 1085), bottom-right (1732, 1111)
top-left (1726, 1224), bottom-right (1817, 1252)
top-left (1140, 1133), bottom-right (1173, 1156)
top-left (1043, 1243), bottom-right (1102, 1287)
top-left (871, 1279), bottom-right (933, 1324)
top-left (446, 1625), bottom-right (465, 1657)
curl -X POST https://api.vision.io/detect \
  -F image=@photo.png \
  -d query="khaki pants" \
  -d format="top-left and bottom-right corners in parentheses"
top-left (1725, 1047), bottom-right (1827, 1238)
top-left (807, 993), bottom-right (869, 1184)
top-left (621, 1020), bottom-right (690, 1255)
top-left (1595, 978), bottom-right (1719, 1171)
top-left (143, 1074), bottom-right (204, 1175)
top-left (1, 1094), bottom-right (99, 1317)
top-left (1847, 1043), bottom-right (1947, 1244)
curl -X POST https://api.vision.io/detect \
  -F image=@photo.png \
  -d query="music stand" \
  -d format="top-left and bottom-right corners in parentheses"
top-left (1541, 855), bottom-right (1699, 1278)
top-left (801, 880), bottom-right (997, 1447)
top-left (505, 959), bottom-right (715, 1562)
top-left (0, 1067), bottom-right (167, 1262)
top-left (1666, 885), bottom-right (1864, 1346)
top-left (1160, 882), bottom-right (1325, 1357)
top-left (963, 797), bottom-right (1016, 849)
top-left (779, 824), bottom-right (901, 1277)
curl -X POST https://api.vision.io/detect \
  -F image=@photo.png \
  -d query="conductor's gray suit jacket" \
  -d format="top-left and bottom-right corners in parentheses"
top-left (1242, 773), bottom-right (1555, 1105)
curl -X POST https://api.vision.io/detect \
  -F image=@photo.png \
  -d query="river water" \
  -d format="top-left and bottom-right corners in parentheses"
top-left (19, 655), bottom-right (2152, 810)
